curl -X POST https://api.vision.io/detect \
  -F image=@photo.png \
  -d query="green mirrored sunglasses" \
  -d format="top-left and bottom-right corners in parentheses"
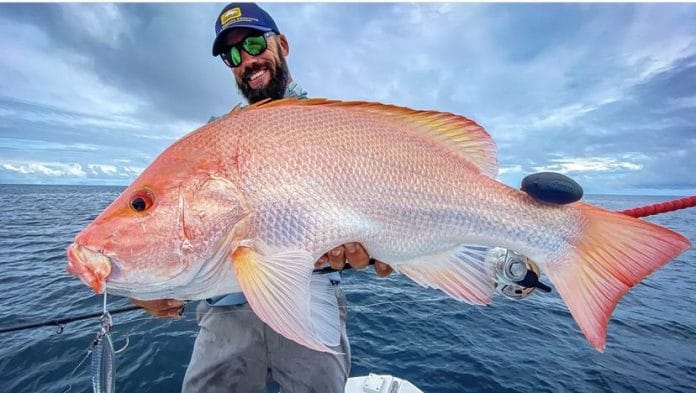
top-left (221, 32), bottom-right (275, 68)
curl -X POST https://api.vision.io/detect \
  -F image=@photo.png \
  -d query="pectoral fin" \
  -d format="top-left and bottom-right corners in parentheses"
top-left (232, 246), bottom-right (341, 353)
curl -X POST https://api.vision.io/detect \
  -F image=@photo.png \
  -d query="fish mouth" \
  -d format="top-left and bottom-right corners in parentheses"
top-left (66, 243), bottom-right (112, 294)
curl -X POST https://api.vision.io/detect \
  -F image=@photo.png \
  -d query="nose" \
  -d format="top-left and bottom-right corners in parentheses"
top-left (239, 49), bottom-right (261, 68)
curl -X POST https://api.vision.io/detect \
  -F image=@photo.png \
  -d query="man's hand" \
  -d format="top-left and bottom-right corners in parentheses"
top-left (129, 298), bottom-right (185, 319)
top-left (314, 242), bottom-right (393, 277)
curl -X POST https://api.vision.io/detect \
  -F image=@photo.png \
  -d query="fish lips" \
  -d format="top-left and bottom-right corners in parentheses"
top-left (66, 243), bottom-right (112, 294)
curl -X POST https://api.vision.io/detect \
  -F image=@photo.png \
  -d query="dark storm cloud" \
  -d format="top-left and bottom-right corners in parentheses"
top-left (2, 3), bottom-right (235, 124)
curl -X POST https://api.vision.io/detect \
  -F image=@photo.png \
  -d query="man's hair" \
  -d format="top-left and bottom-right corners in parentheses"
top-left (237, 41), bottom-right (290, 104)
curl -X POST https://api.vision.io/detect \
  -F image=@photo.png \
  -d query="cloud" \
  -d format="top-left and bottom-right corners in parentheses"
top-left (533, 157), bottom-right (643, 174)
top-left (498, 165), bottom-right (523, 175)
top-left (1, 160), bottom-right (144, 182)
top-left (58, 3), bottom-right (133, 48)
top-left (2, 162), bottom-right (86, 177)
top-left (0, 3), bottom-right (694, 194)
top-left (666, 95), bottom-right (696, 111)
top-left (0, 3), bottom-right (233, 124)
top-left (0, 19), bottom-right (144, 117)
top-left (122, 166), bottom-right (145, 175)
top-left (0, 137), bottom-right (100, 153)
top-left (88, 164), bottom-right (118, 176)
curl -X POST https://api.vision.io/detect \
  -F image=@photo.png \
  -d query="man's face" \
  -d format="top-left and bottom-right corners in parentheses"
top-left (223, 28), bottom-right (290, 104)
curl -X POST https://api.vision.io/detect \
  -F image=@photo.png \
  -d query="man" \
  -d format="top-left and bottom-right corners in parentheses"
top-left (132, 3), bottom-right (583, 392)
top-left (133, 3), bottom-right (392, 393)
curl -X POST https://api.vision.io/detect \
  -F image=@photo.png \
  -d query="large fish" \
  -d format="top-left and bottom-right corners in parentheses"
top-left (66, 99), bottom-right (690, 353)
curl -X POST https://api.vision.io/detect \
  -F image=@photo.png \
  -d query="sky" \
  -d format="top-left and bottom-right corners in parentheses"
top-left (0, 2), bottom-right (695, 195)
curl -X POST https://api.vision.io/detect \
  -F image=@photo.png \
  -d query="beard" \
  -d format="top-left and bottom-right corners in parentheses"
top-left (237, 48), bottom-right (290, 104)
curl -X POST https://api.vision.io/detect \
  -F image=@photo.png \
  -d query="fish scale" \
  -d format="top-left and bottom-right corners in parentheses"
top-left (232, 105), bottom-right (569, 261)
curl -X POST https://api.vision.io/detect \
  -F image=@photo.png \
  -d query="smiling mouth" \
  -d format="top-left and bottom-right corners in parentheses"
top-left (66, 243), bottom-right (112, 294)
top-left (243, 63), bottom-right (272, 86)
top-left (248, 68), bottom-right (267, 82)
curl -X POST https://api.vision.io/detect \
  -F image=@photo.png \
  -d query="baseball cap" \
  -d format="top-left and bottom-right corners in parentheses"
top-left (212, 3), bottom-right (280, 56)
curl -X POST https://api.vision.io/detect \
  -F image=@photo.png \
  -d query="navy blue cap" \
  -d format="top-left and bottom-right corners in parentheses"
top-left (212, 3), bottom-right (280, 56)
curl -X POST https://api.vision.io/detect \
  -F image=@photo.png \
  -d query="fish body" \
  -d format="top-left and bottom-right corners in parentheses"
top-left (67, 99), bottom-right (690, 353)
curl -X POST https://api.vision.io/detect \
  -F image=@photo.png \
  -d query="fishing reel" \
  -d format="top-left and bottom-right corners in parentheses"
top-left (490, 247), bottom-right (552, 300)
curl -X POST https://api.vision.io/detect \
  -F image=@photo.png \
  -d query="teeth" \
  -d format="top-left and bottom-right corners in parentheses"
top-left (249, 69), bottom-right (265, 81)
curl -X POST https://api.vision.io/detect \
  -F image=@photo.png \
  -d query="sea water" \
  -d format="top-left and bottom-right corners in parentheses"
top-left (0, 185), bottom-right (694, 392)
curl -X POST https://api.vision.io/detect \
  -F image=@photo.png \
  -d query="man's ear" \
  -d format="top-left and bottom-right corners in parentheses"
top-left (277, 34), bottom-right (290, 56)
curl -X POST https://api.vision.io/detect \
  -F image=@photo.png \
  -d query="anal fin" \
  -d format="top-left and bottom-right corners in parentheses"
top-left (398, 245), bottom-right (495, 305)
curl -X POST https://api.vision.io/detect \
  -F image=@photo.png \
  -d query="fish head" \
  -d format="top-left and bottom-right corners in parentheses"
top-left (66, 142), bottom-right (251, 300)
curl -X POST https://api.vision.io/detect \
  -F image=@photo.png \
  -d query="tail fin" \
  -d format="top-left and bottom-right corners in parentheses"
top-left (544, 203), bottom-right (690, 351)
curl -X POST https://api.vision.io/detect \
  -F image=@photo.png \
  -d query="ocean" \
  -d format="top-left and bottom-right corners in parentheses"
top-left (0, 184), bottom-right (694, 393)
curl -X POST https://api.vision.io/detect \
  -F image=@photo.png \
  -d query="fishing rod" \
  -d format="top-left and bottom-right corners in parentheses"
top-left (0, 264), bottom-right (360, 335)
top-left (2, 194), bottom-right (693, 335)
top-left (0, 305), bottom-right (141, 334)
top-left (618, 195), bottom-right (696, 218)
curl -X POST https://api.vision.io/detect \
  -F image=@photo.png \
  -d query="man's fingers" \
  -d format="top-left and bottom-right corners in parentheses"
top-left (129, 298), bottom-right (171, 310)
top-left (328, 246), bottom-right (346, 270)
top-left (129, 298), bottom-right (184, 319)
top-left (344, 242), bottom-right (370, 269)
top-left (314, 254), bottom-right (328, 268)
top-left (166, 305), bottom-right (186, 319)
top-left (323, 243), bottom-right (389, 274)
top-left (374, 261), bottom-right (394, 277)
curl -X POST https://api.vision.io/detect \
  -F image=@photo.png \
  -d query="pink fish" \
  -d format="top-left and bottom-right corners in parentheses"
top-left (66, 99), bottom-right (690, 353)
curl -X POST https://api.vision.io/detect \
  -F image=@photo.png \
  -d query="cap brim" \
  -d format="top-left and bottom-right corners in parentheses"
top-left (211, 24), bottom-right (273, 56)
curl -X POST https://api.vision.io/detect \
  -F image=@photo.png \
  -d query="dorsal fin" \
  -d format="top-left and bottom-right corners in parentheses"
top-left (248, 98), bottom-right (274, 108)
top-left (244, 98), bottom-right (498, 177)
top-left (226, 98), bottom-right (273, 115)
top-left (228, 102), bottom-right (243, 114)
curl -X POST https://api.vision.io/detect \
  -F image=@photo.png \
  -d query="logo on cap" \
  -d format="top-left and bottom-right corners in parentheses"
top-left (220, 7), bottom-right (242, 25)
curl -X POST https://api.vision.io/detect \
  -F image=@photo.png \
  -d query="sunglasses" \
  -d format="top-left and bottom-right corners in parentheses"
top-left (221, 32), bottom-right (276, 68)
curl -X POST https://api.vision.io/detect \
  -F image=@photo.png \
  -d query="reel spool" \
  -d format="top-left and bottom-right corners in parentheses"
top-left (490, 247), bottom-right (552, 300)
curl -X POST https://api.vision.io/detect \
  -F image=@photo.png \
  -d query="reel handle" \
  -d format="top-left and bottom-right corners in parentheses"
top-left (515, 270), bottom-right (552, 293)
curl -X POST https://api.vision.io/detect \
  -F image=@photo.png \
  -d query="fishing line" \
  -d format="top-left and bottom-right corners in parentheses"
top-left (61, 349), bottom-right (91, 393)
top-left (58, 290), bottom-right (130, 393)
top-left (346, 296), bottom-right (453, 312)
top-left (111, 294), bottom-right (458, 326)
top-left (114, 336), bottom-right (130, 354)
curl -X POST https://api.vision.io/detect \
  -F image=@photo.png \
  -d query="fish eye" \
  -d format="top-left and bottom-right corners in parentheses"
top-left (129, 190), bottom-right (154, 212)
